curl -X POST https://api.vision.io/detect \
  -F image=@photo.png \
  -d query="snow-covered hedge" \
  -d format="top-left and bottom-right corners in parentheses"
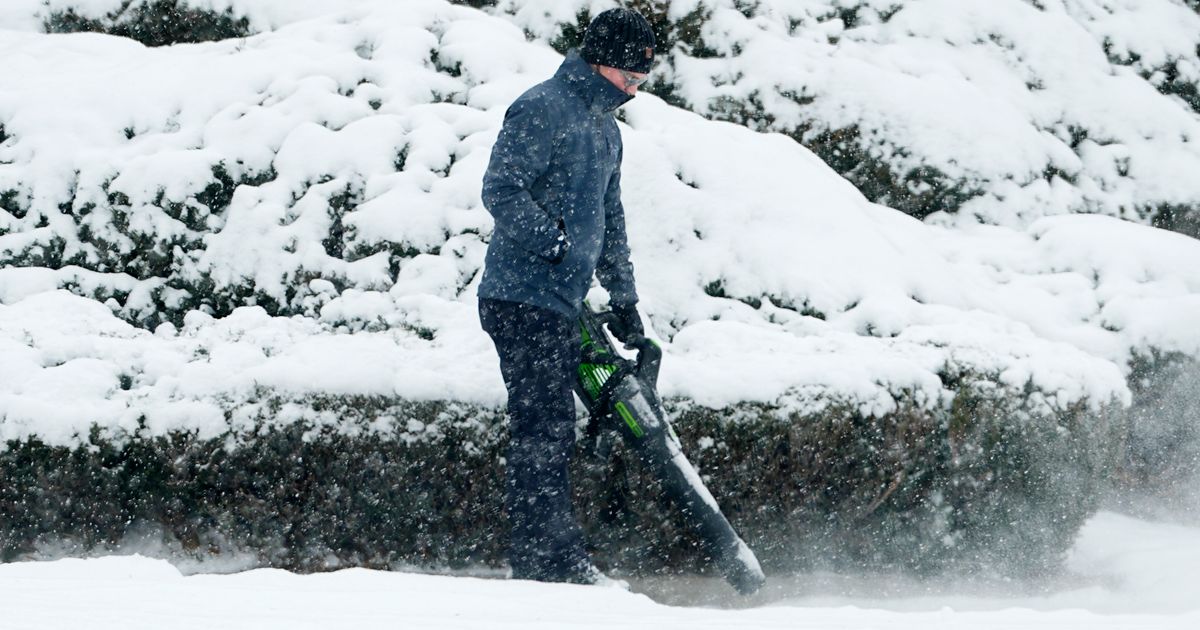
top-left (487, 0), bottom-right (1200, 235)
top-left (0, 371), bottom-right (1119, 576)
top-left (0, 291), bottom-right (1126, 573)
top-left (2, 0), bottom-right (1199, 573)
top-left (1125, 353), bottom-right (1200, 490)
top-left (14, 1), bottom-right (1200, 231)
top-left (41, 0), bottom-right (251, 46)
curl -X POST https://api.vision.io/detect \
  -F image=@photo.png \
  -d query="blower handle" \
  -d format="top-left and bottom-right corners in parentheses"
top-left (595, 310), bottom-right (661, 388)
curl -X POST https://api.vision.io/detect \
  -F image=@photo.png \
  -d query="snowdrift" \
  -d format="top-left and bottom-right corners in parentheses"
top-left (1, 0), bottom-right (1199, 575)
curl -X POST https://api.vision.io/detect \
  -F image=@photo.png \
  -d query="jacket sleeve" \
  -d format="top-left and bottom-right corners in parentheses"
top-left (481, 96), bottom-right (563, 259)
top-left (595, 146), bottom-right (639, 307)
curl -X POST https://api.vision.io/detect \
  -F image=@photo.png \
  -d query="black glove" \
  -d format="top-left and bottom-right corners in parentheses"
top-left (608, 303), bottom-right (644, 344)
top-left (545, 218), bottom-right (570, 265)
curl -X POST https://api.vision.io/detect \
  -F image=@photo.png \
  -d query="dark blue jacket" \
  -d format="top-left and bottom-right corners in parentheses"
top-left (478, 50), bottom-right (639, 316)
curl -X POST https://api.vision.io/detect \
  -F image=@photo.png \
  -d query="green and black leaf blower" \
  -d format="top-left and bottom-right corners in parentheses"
top-left (575, 303), bottom-right (766, 595)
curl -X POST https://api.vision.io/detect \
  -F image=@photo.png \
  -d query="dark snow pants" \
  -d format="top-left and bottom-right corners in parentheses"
top-left (478, 297), bottom-right (590, 581)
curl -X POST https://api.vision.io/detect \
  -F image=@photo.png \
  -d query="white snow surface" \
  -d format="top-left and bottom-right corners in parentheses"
top-left (2, 0), bottom-right (1200, 444)
top-left (0, 511), bottom-right (1197, 628)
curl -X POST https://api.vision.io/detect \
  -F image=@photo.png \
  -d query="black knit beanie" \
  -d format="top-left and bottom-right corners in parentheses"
top-left (580, 8), bottom-right (656, 74)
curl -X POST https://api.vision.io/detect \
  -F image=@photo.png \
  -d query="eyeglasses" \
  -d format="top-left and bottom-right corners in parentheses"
top-left (617, 69), bottom-right (649, 89)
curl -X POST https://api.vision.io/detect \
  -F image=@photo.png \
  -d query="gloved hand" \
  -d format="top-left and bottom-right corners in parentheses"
top-left (607, 303), bottom-right (644, 345)
top-left (545, 218), bottom-right (570, 265)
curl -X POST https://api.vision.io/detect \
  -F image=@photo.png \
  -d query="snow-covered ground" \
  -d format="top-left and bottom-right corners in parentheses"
top-left (1, 511), bottom-right (1197, 629)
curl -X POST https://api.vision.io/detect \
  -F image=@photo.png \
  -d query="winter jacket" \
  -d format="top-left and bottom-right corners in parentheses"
top-left (478, 50), bottom-right (639, 316)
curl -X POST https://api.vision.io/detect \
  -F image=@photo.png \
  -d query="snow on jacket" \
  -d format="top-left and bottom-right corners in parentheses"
top-left (478, 49), bottom-right (639, 316)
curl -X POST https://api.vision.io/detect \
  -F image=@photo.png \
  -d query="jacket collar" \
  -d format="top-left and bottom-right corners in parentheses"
top-left (556, 49), bottom-right (633, 114)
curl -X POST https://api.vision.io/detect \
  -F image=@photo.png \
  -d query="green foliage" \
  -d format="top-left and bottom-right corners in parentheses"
top-left (824, 2), bottom-right (903, 29)
top-left (44, 1), bottom-right (251, 47)
top-left (448, 0), bottom-right (499, 8)
top-left (618, 379), bottom-right (1122, 577)
top-left (320, 184), bottom-right (361, 260)
top-left (807, 127), bottom-right (985, 220)
top-left (1, 160), bottom-right (292, 330)
top-left (548, 8), bottom-right (592, 56)
top-left (1, 398), bottom-right (509, 569)
top-left (1123, 352), bottom-right (1200, 489)
top-left (1154, 59), bottom-right (1200, 115)
top-left (1148, 202), bottom-right (1200, 239)
top-left (702, 83), bottom-right (984, 218)
top-left (1102, 36), bottom-right (1200, 118)
top-left (0, 188), bottom-right (24, 222)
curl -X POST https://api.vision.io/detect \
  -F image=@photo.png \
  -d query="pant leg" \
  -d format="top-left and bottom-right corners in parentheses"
top-left (478, 298), bottom-right (589, 580)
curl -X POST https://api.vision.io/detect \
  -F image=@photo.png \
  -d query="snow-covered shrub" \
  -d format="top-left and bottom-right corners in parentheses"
top-left (0, 400), bottom-right (511, 568)
top-left (18, 1), bottom-right (1200, 232)
top-left (448, 0), bottom-right (499, 8)
top-left (35, 0), bottom-right (506, 47)
top-left (584, 382), bottom-right (1123, 576)
top-left (44, 0), bottom-right (251, 46)
top-left (1, 4), bottom-right (492, 328)
top-left (493, 0), bottom-right (1200, 232)
top-left (1124, 353), bottom-right (1200, 489)
top-left (0, 383), bottom-right (1121, 575)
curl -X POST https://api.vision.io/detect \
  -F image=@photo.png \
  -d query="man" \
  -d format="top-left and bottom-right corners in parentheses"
top-left (476, 8), bottom-right (655, 584)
